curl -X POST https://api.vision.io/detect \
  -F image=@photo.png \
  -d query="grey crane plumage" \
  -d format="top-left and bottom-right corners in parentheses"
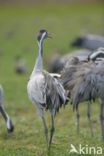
top-left (61, 61), bottom-right (94, 136)
top-left (0, 85), bottom-right (14, 133)
top-left (61, 51), bottom-right (104, 140)
top-left (71, 65), bottom-right (104, 140)
top-left (27, 30), bottom-right (67, 147)
top-left (48, 49), bottom-right (91, 73)
top-left (88, 47), bottom-right (104, 61)
top-left (71, 34), bottom-right (104, 50)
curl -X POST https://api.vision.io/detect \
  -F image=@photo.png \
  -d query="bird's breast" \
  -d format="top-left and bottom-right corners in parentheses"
top-left (27, 74), bottom-right (46, 104)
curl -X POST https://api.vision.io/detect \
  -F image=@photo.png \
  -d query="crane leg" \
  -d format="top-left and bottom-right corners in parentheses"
top-left (100, 101), bottom-right (104, 141)
top-left (0, 105), bottom-right (14, 133)
top-left (49, 114), bottom-right (55, 148)
top-left (42, 116), bottom-right (48, 147)
top-left (87, 102), bottom-right (94, 137)
top-left (76, 108), bottom-right (80, 134)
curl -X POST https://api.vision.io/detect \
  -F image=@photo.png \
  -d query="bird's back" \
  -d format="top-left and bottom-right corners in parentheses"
top-left (27, 70), bottom-right (67, 115)
top-left (71, 65), bottom-right (104, 110)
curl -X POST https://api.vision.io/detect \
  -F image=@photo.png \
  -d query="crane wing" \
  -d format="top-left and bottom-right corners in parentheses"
top-left (43, 71), bottom-right (67, 114)
top-left (71, 65), bottom-right (104, 110)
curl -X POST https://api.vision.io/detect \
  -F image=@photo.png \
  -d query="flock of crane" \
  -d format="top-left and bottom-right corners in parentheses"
top-left (0, 29), bottom-right (104, 149)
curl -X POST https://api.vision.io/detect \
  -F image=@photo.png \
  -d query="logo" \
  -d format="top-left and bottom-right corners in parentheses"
top-left (69, 144), bottom-right (103, 155)
top-left (69, 144), bottom-right (79, 154)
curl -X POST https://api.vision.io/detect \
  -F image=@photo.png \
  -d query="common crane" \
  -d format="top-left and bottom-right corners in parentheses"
top-left (27, 30), bottom-right (68, 148)
top-left (48, 49), bottom-right (91, 73)
top-left (0, 85), bottom-right (14, 133)
top-left (71, 64), bottom-right (104, 140)
top-left (61, 60), bottom-right (94, 136)
top-left (71, 34), bottom-right (104, 50)
top-left (14, 55), bottom-right (27, 75)
top-left (61, 49), bottom-right (104, 140)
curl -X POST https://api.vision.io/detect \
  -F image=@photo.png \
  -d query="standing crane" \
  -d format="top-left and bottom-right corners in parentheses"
top-left (61, 60), bottom-right (94, 136)
top-left (27, 30), bottom-right (68, 148)
top-left (0, 85), bottom-right (14, 133)
top-left (61, 48), bottom-right (104, 140)
top-left (71, 64), bottom-right (104, 140)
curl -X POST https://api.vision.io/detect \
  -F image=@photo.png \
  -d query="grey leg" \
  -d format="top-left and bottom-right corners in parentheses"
top-left (0, 105), bottom-right (8, 121)
top-left (76, 108), bottom-right (80, 134)
top-left (87, 102), bottom-right (94, 137)
top-left (0, 105), bottom-right (14, 133)
top-left (100, 100), bottom-right (104, 141)
top-left (42, 116), bottom-right (48, 146)
top-left (49, 114), bottom-right (55, 148)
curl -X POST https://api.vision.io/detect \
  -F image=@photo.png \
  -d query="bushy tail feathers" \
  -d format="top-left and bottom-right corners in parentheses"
top-left (71, 74), bottom-right (97, 111)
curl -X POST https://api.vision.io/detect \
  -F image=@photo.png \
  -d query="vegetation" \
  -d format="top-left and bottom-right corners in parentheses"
top-left (0, 3), bottom-right (103, 156)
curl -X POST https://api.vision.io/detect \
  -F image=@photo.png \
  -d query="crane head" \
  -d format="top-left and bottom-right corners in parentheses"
top-left (37, 29), bottom-right (52, 42)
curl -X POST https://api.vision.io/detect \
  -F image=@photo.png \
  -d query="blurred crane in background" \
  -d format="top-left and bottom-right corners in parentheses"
top-left (48, 49), bottom-right (91, 73)
top-left (14, 55), bottom-right (28, 75)
top-left (71, 34), bottom-right (104, 50)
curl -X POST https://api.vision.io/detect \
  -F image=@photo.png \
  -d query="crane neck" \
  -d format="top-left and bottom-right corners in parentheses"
top-left (30, 39), bottom-right (44, 78)
top-left (35, 40), bottom-right (43, 69)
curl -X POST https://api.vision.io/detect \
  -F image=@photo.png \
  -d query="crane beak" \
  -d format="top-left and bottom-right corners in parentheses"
top-left (47, 33), bottom-right (52, 39)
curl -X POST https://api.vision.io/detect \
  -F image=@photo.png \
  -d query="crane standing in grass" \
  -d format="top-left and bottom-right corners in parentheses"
top-left (0, 85), bottom-right (14, 133)
top-left (61, 48), bottom-right (104, 140)
top-left (71, 65), bottom-right (104, 140)
top-left (27, 30), bottom-right (68, 148)
top-left (61, 60), bottom-right (94, 136)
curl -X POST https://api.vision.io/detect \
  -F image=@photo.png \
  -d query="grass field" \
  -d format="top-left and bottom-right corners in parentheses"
top-left (0, 3), bottom-right (104, 156)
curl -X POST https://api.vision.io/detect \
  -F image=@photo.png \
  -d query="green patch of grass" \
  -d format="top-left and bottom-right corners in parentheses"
top-left (0, 3), bottom-right (104, 156)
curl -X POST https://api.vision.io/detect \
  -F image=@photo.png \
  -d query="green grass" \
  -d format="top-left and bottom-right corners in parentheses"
top-left (0, 3), bottom-right (104, 156)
